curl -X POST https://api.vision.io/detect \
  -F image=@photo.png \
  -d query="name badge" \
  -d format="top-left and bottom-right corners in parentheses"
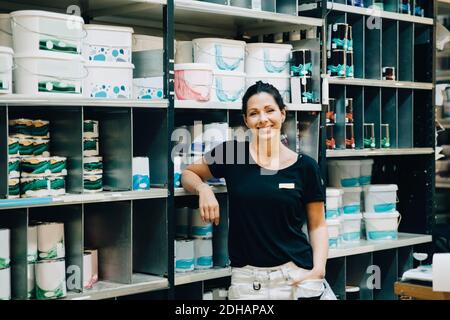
top-left (279, 183), bottom-right (295, 189)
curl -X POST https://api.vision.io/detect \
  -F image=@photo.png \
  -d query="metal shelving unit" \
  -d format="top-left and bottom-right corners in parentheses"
top-left (327, 148), bottom-right (434, 157)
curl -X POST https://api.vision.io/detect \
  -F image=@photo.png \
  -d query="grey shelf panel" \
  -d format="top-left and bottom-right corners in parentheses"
top-left (328, 233), bottom-right (432, 259)
top-left (65, 274), bottom-right (168, 300)
top-left (175, 267), bottom-right (232, 286)
top-left (0, 189), bottom-right (169, 210)
top-left (436, 183), bottom-right (450, 189)
top-left (327, 78), bottom-right (433, 90)
top-left (174, 186), bottom-right (227, 197)
top-left (0, 95), bottom-right (168, 108)
top-left (326, 148), bottom-right (435, 157)
top-left (299, 2), bottom-right (433, 25)
top-left (175, 101), bottom-right (322, 112)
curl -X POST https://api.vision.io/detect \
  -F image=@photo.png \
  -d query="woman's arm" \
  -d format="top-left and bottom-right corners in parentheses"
top-left (306, 201), bottom-right (328, 278)
top-left (181, 157), bottom-right (221, 226)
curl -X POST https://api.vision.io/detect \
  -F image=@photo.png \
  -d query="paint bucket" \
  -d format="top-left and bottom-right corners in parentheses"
top-left (28, 225), bottom-right (38, 263)
top-left (21, 177), bottom-right (51, 198)
top-left (346, 51), bottom-right (354, 78)
top-left (290, 76), bottom-right (314, 104)
top-left (49, 176), bottom-right (66, 196)
top-left (346, 98), bottom-right (353, 123)
top-left (327, 160), bottom-right (361, 188)
top-left (84, 249), bottom-right (98, 284)
top-left (194, 239), bottom-right (213, 270)
top-left (211, 71), bottom-right (246, 102)
top-left (190, 208), bottom-right (213, 238)
top-left (132, 157), bottom-right (150, 190)
top-left (291, 49), bottom-right (312, 77)
top-left (399, 0), bottom-right (411, 14)
top-left (37, 222), bottom-right (65, 260)
top-left (326, 188), bottom-right (343, 219)
top-left (245, 43), bottom-right (292, 76)
top-left (364, 211), bottom-right (401, 241)
top-left (132, 34), bottom-right (163, 51)
top-left (0, 14), bottom-right (12, 48)
top-left (175, 41), bottom-right (193, 64)
top-left (0, 46), bottom-right (13, 94)
top-left (342, 187), bottom-right (362, 214)
top-left (363, 123), bottom-right (376, 149)
top-left (8, 137), bottom-right (19, 157)
top-left (16, 137), bottom-right (50, 157)
top-left (49, 156), bottom-right (67, 176)
top-left (0, 267), bottom-right (11, 300)
top-left (345, 123), bottom-right (355, 149)
top-left (8, 178), bottom-right (20, 199)
top-left (359, 159), bottom-right (374, 185)
top-left (328, 23), bottom-right (348, 51)
top-left (381, 124), bottom-right (391, 148)
top-left (326, 123), bottom-right (336, 150)
top-left (20, 156), bottom-right (51, 177)
top-left (83, 120), bottom-right (99, 139)
top-left (326, 98), bottom-right (336, 124)
top-left (28, 262), bottom-right (35, 299)
top-left (83, 252), bottom-right (93, 289)
top-left (84, 156), bottom-right (103, 175)
top-left (245, 74), bottom-right (291, 102)
top-left (341, 213), bottom-right (362, 243)
top-left (133, 76), bottom-right (164, 100)
top-left (326, 219), bottom-right (341, 248)
top-left (176, 207), bottom-right (190, 238)
top-left (8, 158), bottom-right (20, 178)
top-left (363, 184), bottom-right (398, 213)
top-left (174, 63), bottom-right (213, 101)
top-left (175, 239), bottom-right (195, 273)
top-left (83, 24), bottom-right (133, 63)
top-left (382, 66), bottom-right (395, 81)
top-left (193, 38), bottom-right (246, 72)
top-left (327, 50), bottom-right (346, 77)
top-left (8, 118), bottom-right (35, 136)
top-left (83, 138), bottom-right (99, 157)
top-left (0, 229), bottom-right (10, 269)
top-left (83, 174), bottom-right (103, 193)
top-left (132, 49), bottom-right (163, 78)
top-left (35, 258), bottom-right (67, 299)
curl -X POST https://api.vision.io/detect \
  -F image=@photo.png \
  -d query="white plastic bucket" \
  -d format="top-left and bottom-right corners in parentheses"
top-left (364, 184), bottom-right (398, 213)
top-left (174, 63), bottom-right (213, 101)
top-left (342, 187), bottom-right (362, 214)
top-left (326, 219), bottom-right (341, 248)
top-left (326, 188), bottom-right (343, 219)
top-left (27, 263), bottom-right (35, 299)
top-left (0, 267), bottom-right (11, 300)
top-left (211, 71), bottom-right (245, 102)
top-left (14, 52), bottom-right (85, 96)
top-left (0, 14), bottom-right (12, 48)
top-left (10, 10), bottom-right (84, 56)
top-left (193, 38), bottom-right (246, 72)
top-left (35, 258), bottom-right (67, 299)
top-left (360, 159), bottom-right (374, 185)
top-left (194, 239), bottom-right (213, 270)
top-left (364, 211), bottom-right (401, 241)
top-left (0, 46), bottom-right (13, 94)
top-left (28, 225), bottom-right (38, 263)
top-left (37, 222), bottom-right (65, 260)
top-left (245, 74), bottom-right (291, 102)
top-left (133, 77), bottom-right (163, 100)
top-left (175, 239), bottom-right (195, 273)
top-left (175, 41), bottom-right (193, 63)
top-left (132, 34), bottom-right (163, 51)
top-left (83, 61), bottom-right (134, 98)
top-left (245, 43), bottom-right (292, 76)
top-left (83, 24), bottom-right (133, 63)
top-left (0, 228), bottom-right (10, 269)
top-left (341, 213), bottom-right (362, 242)
top-left (190, 208), bottom-right (213, 238)
top-left (327, 160), bottom-right (361, 188)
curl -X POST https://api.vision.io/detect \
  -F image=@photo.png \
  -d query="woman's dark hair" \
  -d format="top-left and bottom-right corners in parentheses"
top-left (242, 81), bottom-right (286, 115)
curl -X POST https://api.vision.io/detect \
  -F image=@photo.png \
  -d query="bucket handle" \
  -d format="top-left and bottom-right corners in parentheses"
top-left (244, 47), bottom-right (291, 64)
top-left (397, 213), bottom-right (402, 227)
top-left (193, 42), bottom-right (244, 62)
top-left (15, 62), bottom-right (89, 81)
top-left (0, 27), bottom-right (12, 36)
top-left (11, 17), bottom-right (87, 41)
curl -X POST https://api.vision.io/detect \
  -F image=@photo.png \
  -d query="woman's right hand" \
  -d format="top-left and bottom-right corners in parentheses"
top-left (197, 183), bottom-right (220, 226)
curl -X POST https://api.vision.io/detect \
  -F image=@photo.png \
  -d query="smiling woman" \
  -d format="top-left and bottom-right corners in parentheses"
top-left (181, 81), bottom-right (336, 300)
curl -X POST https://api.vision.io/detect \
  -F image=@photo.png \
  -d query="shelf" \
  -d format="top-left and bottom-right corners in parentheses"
top-left (326, 148), bottom-right (435, 158)
top-left (327, 78), bottom-right (433, 90)
top-left (299, 2), bottom-right (433, 25)
top-left (328, 233), bottom-right (432, 259)
top-left (175, 186), bottom-right (227, 197)
top-left (436, 183), bottom-right (450, 189)
top-left (175, 101), bottom-right (322, 112)
top-left (0, 95), bottom-right (168, 108)
top-left (175, 267), bottom-right (231, 286)
top-left (65, 274), bottom-right (168, 300)
top-left (0, 189), bottom-right (169, 210)
top-left (286, 103), bottom-right (322, 112)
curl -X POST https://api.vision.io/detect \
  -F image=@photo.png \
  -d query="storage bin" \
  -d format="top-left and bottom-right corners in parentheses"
top-left (326, 188), bottom-right (343, 219)
top-left (342, 187), bottom-right (362, 214)
top-left (327, 160), bottom-right (361, 188)
top-left (133, 77), bottom-right (164, 100)
top-left (174, 63), bottom-right (213, 101)
top-left (360, 159), bottom-right (374, 185)
top-left (211, 71), bottom-right (245, 102)
top-left (364, 211), bottom-right (401, 241)
top-left (245, 43), bottom-right (292, 76)
top-left (341, 213), bottom-right (362, 242)
top-left (364, 184), bottom-right (398, 213)
top-left (245, 74), bottom-right (291, 102)
top-left (327, 219), bottom-right (341, 248)
top-left (193, 38), bottom-right (246, 72)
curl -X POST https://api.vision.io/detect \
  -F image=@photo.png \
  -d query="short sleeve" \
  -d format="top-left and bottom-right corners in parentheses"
top-left (204, 141), bottom-right (228, 179)
top-left (300, 155), bottom-right (326, 203)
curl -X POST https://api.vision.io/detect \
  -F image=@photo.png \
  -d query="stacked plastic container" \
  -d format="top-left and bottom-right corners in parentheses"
top-left (327, 22), bottom-right (353, 79)
top-left (83, 120), bottom-right (103, 193)
top-left (290, 49), bottom-right (315, 105)
top-left (325, 188), bottom-right (343, 248)
top-left (0, 228), bottom-right (11, 300)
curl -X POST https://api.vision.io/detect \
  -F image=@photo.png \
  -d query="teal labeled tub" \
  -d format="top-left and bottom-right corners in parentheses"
top-left (364, 184), bottom-right (398, 213)
top-left (364, 211), bottom-right (401, 241)
top-left (327, 160), bottom-right (361, 188)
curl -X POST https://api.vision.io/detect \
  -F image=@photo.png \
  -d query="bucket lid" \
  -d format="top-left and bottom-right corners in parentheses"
top-left (342, 213), bottom-right (363, 220)
top-left (363, 211), bottom-right (400, 219)
top-left (326, 219), bottom-right (341, 226)
top-left (86, 61), bottom-right (134, 69)
top-left (343, 187), bottom-right (362, 193)
top-left (213, 70), bottom-right (246, 77)
top-left (174, 63), bottom-right (213, 71)
top-left (192, 38), bottom-right (246, 46)
top-left (0, 46), bottom-right (13, 55)
top-left (10, 10), bottom-right (84, 23)
top-left (326, 188), bottom-right (343, 197)
top-left (14, 51), bottom-right (85, 62)
top-left (328, 160), bottom-right (361, 166)
top-left (363, 184), bottom-right (398, 192)
top-left (246, 42), bottom-right (293, 50)
top-left (84, 24), bottom-right (134, 33)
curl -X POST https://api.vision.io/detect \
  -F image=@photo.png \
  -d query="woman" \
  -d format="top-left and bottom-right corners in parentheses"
top-left (181, 81), bottom-right (334, 300)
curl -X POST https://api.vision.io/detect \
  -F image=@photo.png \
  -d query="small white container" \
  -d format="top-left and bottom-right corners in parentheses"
top-left (83, 138), bottom-right (99, 157)
top-left (364, 184), bottom-right (398, 213)
top-left (83, 61), bottom-right (134, 99)
top-left (326, 219), bottom-right (341, 248)
top-left (20, 156), bottom-right (51, 177)
top-left (83, 174), bottom-right (103, 193)
top-left (133, 77), bottom-right (164, 100)
top-left (0, 267), bottom-right (11, 300)
top-left (49, 176), bottom-right (66, 196)
top-left (193, 38), bottom-right (246, 72)
top-left (0, 228), bottom-right (10, 269)
top-left (132, 157), bottom-right (150, 190)
top-left (364, 211), bottom-right (401, 241)
top-left (190, 208), bottom-right (213, 239)
top-left (8, 158), bottom-right (20, 178)
top-left (83, 120), bottom-right (99, 139)
top-left (132, 34), bottom-right (163, 51)
top-left (27, 263), bottom-right (35, 299)
top-left (176, 207), bottom-right (190, 238)
top-left (84, 248), bottom-right (98, 284)
top-left (0, 14), bottom-right (12, 48)
top-left (245, 42), bottom-right (292, 76)
top-left (35, 258), bottom-right (67, 299)
top-left (360, 159), bottom-right (374, 185)
top-left (342, 187), bottom-right (362, 214)
top-left (83, 24), bottom-right (133, 63)
top-left (0, 46), bottom-right (13, 94)
top-left (37, 222), bottom-right (65, 260)
top-left (83, 252), bottom-right (93, 289)
top-left (326, 188), bottom-right (343, 219)
top-left (341, 213), bottom-right (362, 243)
top-left (175, 41), bottom-right (193, 63)
top-left (20, 177), bottom-right (50, 198)
top-left (8, 178), bottom-right (20, 199)
top-left (245, 74), bottom-right (291, 102)
top-left (84, 156), bottom-right (103, 175)
top-left (28, 225), bottom-right (38, 263)
top-left (174, 63), bottom-right (213, 101)
top-left (175, 239), bottom-right (195, 273)
top-left (327, 160), bottom-right (361, 188)
top-left (211, 71), bottom-right (246, 102)
top-left (10, 10), bottom-right (84, 56)
top-left (194, 239), bottom-right (213, 270)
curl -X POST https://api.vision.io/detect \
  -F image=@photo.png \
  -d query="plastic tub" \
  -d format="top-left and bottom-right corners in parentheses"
top-left (0, 14), bottom-right (12, 48)
top-left (327, 160), bottom-right (361, 188)
top-left (327, 219), bottom-right (341, 248)
top-left (245, 74), bottom-right (291, 102)
top-left (83, 24), bottom-right (133, 63)
top-left (14, 52), bottom-right (85, 96)
top-left (245, 43), bottom-right (292, 76)
top-left (83, 61), bottom-right (134, 99)
top-left (211, 71), bottom-right (245, 102)
top-left (364, 184), bottom-right (398, 213)
top-left (342, 187), bottom-right (362, 214)
top-left (0, 46), bottom-right (13, 94)
top-left (174, 63), bottom-right (213, 101)
top-left (10, 10), bottom-right (84, 56)
top-left (175, 41), bottom-right (193, 63)
top-left (326, 188), bottom-right (343, 219)
top-left (364, 211), bottom-right (401, 241)
top-left (341, 213), bottom-right (362, 242)
top-left (132, 34), bottom-right (163, 51)
top-left (133, 77), bottom-right (163, 100)
top-left (175, 239), bottom-right (195, 273)
top-left (193, 38), bottom-right (246, 72)
top-left (360, 159), bottom-right (374, 185)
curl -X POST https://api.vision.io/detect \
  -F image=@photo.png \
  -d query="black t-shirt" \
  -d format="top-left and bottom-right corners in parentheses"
top-left (204, 140), bottom-right (325, 269)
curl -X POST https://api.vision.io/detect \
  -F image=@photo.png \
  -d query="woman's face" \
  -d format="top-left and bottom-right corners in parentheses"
top-left (244, 92), bottom-right (286, 141)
